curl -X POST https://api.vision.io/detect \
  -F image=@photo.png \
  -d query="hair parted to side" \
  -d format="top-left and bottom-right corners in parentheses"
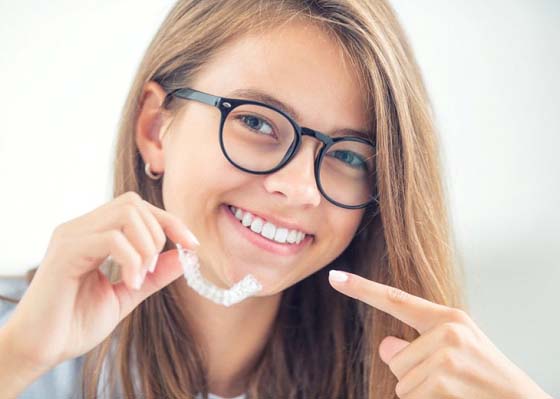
top-left (3, 0), bottom-right (466, 398)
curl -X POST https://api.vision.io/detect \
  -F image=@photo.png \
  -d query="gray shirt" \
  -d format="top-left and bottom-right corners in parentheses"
top-left (0, 276), bottom-right (247, 399)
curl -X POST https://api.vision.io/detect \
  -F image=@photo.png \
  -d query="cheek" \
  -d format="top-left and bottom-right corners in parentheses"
top-left (160, 124), bottom-right (222, 216)
top-left (327, 211), bottom-right (363, 245)
top-left (165, 120), bottom-right (232, 188)
top-left (163, 128), bottom-right (252, 225)
top-left (298, 210), bottom-right (362, 276)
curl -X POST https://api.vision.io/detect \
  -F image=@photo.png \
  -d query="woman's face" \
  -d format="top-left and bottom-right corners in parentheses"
top-left (152, 20), bottom-right (369, 295)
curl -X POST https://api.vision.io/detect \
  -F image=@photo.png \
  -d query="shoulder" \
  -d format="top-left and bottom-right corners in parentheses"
top-left (0, 275), bottom-right (86, 398)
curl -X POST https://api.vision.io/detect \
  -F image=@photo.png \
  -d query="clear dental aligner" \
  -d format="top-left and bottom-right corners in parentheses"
top-left (176, 242), bottom-right (263, 307)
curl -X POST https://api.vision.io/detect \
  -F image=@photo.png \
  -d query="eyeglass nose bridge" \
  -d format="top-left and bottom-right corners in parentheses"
top-left (301, 127), bottom-right (334, 146)
top-left (278, 126), bottom-right (333, 168)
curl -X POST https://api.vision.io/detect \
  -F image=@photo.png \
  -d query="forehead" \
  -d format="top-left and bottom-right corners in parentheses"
top-left (190, 19), bottom-right (369, 131)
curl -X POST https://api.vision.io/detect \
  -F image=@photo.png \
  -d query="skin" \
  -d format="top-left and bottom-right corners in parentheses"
top-left (136, 20), bottom-right (368, 396)
top-left (328, 271), bottom-right (552, 398)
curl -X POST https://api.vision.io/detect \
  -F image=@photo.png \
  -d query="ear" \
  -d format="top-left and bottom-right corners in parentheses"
top-left (135, 81), bottom-right (172, 175)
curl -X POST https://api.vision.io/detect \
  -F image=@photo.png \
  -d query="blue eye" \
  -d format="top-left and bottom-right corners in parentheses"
top-left (329, 150), bottom-right (366, 169)
top-left (239, 115), bottom-right (274, 136)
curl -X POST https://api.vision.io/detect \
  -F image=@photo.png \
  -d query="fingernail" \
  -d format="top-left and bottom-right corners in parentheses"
top-left (184, 227), bottom-right (200, 247)
top-left (148, 253), bottom-right (159, 273)
top-left (133, 273), bottom-right (144, 290)
top-left (329, 270), bottom-right (348, 283)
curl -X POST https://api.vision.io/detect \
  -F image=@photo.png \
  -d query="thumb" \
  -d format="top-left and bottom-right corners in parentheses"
top-left (114, 248), bottom-right (186, 319)
top-left (379, 336), bottom-right (410, 364)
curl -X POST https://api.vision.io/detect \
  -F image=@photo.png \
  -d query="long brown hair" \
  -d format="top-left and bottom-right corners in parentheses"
top-left (4, 1), bottom-right (466, 397)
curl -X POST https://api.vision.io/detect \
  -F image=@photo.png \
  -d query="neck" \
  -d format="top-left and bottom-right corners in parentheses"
top-left (177, 279), bottom-right (282, 398)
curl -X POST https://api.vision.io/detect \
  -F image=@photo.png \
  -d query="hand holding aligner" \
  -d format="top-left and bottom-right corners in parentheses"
top-left (176, 243), bottom-right (263, 307)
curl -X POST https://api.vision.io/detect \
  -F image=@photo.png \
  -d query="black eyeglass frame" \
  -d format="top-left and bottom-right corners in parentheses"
top-left (163, 87), bottom-right (379, 210)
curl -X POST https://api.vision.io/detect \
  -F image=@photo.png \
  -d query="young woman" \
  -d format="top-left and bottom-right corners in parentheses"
top-left (0, 0), bottom-right (552, 398)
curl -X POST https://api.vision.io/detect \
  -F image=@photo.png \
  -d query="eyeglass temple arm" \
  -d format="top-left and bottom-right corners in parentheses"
top-left (164, 88), bottom-right (221, 107)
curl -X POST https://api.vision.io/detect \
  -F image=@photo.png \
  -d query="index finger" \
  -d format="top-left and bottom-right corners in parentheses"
top-left (329, 271), bottom-right (451, 334)
top-left (142, 200), bottom-right (200, 250)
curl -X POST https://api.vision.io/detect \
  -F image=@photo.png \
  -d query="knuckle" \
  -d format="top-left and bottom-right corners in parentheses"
top-left (140, 246), bottom-right (155, 261)
top-left (107, 230), bottom-right (124, 245)
top-left (436, 348), bottom-right (462, 373)
top-left (52, 223), bottom-right (68, 238)
top-left (386, 286), bottom-right (409, 304)
top-left (426, 374), bottom-right (452, 395)
top-left (446, 307), bottom-right (470, 324)
top-left (122, 203), bottom-right (139, 221)
top-left (105, 231), bottom-right (142, 270)
top-left (124, 191), bottom-right (142, 203)
top-left (135, 240), bottom-right (154, 261)
top-left (441, 322), bottom-right (467, 348)
top-left (394, 381), bottom-right (408, 398)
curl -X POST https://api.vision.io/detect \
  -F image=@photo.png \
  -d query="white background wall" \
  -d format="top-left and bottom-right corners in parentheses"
top-left (0, 0), bottom-right (558, 395)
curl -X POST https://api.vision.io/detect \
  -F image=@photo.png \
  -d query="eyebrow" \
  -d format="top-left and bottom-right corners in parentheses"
top-left (226, 88), bottom-right (371, 140)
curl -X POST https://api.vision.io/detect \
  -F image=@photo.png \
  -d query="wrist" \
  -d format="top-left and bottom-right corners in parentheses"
top-left (0, 325), bottom-right (53, 397)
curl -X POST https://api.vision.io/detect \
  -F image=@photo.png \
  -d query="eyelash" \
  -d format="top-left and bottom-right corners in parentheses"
top-left (326, 150), bottom-right (367, 169)
top-left (237, 114), bottom-right (278, 139)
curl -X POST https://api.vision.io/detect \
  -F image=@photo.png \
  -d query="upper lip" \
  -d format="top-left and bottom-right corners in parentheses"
top-left (228, 204), bottom-right (314, 235)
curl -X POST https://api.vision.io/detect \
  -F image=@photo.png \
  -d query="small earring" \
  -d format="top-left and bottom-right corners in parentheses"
top-left (145, 162), bottom-right (163, 180)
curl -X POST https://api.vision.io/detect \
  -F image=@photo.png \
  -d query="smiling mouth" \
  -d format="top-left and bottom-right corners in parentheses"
top-left (226, 204), bottom-right (313, 246)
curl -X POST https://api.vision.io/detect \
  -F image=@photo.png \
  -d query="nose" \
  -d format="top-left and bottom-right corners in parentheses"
top-left (262, 137), bottom-right (322, 208)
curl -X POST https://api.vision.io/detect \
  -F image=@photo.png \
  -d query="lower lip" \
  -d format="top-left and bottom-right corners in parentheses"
top-left (221, 204), bottom-right (313, 256)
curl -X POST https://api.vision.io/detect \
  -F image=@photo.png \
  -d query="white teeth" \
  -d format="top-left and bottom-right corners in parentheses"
top-left (229, 205), bottom-right (308, 245)
top-left (250, 217), bottom-right (264, 234)
top-left (274, 227), bottom-right (288, 243)
top-left (261, 222), bottom-right (276, 239)
top-left (241, 212), bottom-right (253, 227)
top-left (286, 230), bottom-right (297, 244)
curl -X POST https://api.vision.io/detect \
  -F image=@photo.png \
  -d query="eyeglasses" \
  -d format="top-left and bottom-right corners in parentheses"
top-left (163, 87), bottom-right (379, 210)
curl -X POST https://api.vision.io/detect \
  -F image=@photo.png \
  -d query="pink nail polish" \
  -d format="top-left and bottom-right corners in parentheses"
top-left (133, 274), bottom-right (143, 290)
top-left (185, 228), bottom-right (200, 247)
